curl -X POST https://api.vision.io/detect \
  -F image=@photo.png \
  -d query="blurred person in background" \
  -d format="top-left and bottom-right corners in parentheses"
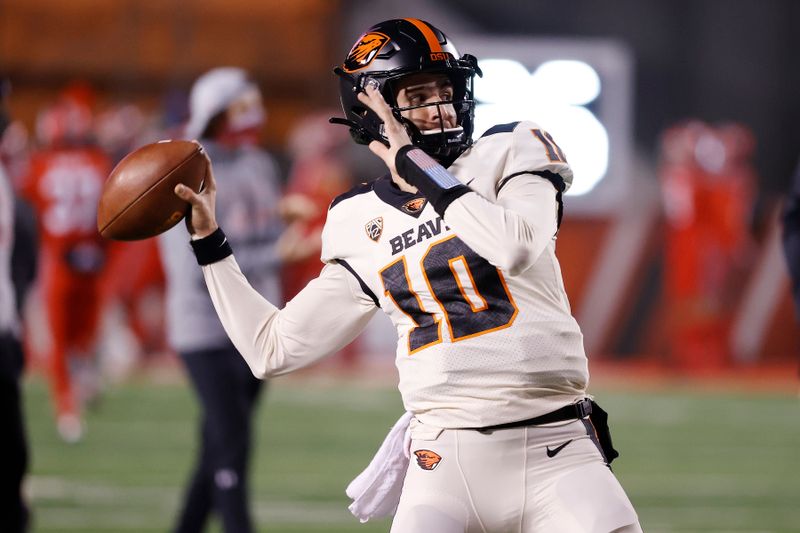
top-left (95, 102), bottom-right (148, 165)
top-left (0, 76), bottom-right (39, 326)
top-left (281, 110), bottom-right (359, 367)
top-left (282, 110), bottom-right (353, 299)
top-left (782, 157), bottom-right (800, 317)
top-left (158, 67), bottom-right (314, 533)
top-left (174, 19), bottom-right (642, 532)
top-left (0, 74), bottom-right (30, 532)
top-left (96, 102), bottom-right (169, 370)
top-left (0, 76), bottom-right (30, 186)
top-left (19, 82), bottom-right (111, 443)
top-left (659, 121), bottom-right (756, 371)
top-left (0, 77), bottom-right (38, 318)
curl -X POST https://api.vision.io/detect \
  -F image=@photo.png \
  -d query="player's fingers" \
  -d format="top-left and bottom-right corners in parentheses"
top-left (358, 87), bottom-right (412, 152)
top-left (202, 152), bottom-right (217, 194)
top-left (174, 183), bottom-right (201, 205)
top-left (355, 90), bottom-right (378, 116)
top-left (357, 84), bottom-right (393, 123)
top-left (368, 139), bottom-right (390, 160)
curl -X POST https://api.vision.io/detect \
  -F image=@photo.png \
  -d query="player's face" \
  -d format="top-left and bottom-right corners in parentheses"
top-left (394, 73), bottom-right (457, 132)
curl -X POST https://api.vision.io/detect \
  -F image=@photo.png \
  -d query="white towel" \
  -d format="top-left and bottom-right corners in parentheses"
top-left (346, 411), bottom-right (413, 523)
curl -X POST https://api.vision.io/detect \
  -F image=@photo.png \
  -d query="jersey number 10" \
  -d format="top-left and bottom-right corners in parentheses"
top-left (380, 235), bottom-right (518, 354)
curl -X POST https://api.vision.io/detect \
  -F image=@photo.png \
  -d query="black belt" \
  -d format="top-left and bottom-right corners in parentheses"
top-left (474, 398), bottom-right (593, 433)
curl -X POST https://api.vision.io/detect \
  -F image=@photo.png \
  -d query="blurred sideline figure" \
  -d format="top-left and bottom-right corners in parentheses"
top-left (96, 103), bottom-right (169, 370)
top-left (659, 121), bottom-right (756, 371)
top-left (0, 105), bottom-right (30, 187)
top-left (20, 83), bottom-right (111, 442)
top-left (158, 67), bottom-right (314, 533)
top-left (0, 78), bottom-right (39, 330)
top-left (0, 74), bottom-right (30, 533)
top-left (282, 110), bottom-right (353, 299)
top-left (783, 156), bottom-right (800, 317)
top-left (281, 110), bottom-right (359, 367)
top-left (174, 19), bottom-right (642, 532)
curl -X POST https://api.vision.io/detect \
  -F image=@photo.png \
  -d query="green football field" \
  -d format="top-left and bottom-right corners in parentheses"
top-left (21, 371), bottom-right (800, 533)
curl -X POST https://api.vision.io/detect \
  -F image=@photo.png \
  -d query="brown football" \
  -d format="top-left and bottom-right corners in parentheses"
top-left (97, 140), bottom-right (208, 241)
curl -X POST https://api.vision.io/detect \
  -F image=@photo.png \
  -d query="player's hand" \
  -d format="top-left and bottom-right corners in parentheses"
top-left (279, 193), bottom-right (319, 222)
top-left (277, 222), bottom-right (321, 263)
top-left (174, 150), bottom-right (219, 238)
top-left (357, 83), bottom-right (413, 179)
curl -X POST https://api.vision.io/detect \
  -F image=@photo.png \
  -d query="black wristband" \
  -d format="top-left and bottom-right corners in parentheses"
top-left (395, 146), bottom-right (470, 216)
top-left (189, 227), bottom-right (233, 266)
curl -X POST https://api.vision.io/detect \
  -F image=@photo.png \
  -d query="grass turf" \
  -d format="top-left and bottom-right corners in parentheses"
top-left (21, 373), bottom-right (800, 532)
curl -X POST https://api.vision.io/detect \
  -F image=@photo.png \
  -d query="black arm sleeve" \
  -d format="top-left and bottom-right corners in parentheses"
top-left (395, 146), bottom-right (471, 216)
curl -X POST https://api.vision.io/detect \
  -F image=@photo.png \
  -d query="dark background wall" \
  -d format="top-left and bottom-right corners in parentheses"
top-left (3, 0), bottom-right (798, 196)
top-left (444, 0), bottom-right (800, 196)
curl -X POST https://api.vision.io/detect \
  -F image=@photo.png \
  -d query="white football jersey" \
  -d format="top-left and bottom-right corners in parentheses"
top-left (203, 121), bottom-right (588, 428)
top-left (321, 120), bottom-right (586, 427)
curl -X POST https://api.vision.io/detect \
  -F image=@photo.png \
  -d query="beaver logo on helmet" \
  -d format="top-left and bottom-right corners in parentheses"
top-left (343, 32), bottom-right (390, 73)
top-left (413, 449), bottom-right (442, 471)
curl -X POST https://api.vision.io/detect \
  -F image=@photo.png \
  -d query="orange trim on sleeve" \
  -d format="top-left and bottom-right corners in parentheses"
top-left (404, 18), bottom-right (443, 53)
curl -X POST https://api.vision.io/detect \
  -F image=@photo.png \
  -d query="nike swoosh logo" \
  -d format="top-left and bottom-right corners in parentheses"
top-left (465, 178), bottom-right (476, 186)
top-left (546, 439), bottom-right (573, 458)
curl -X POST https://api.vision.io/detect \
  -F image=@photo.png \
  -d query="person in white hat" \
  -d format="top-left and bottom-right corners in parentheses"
top-left (159, 66), bottom-right (313, 533)
top-left (184, 67), bottom-right (265, 143)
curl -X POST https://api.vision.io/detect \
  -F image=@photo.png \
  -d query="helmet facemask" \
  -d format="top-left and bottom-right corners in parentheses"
top-left (333, 66), bottom-right (478, 166)
top-left (384, 70), bottom-right (476, 164)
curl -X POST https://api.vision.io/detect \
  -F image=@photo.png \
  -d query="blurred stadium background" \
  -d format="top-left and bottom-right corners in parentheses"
top-left (2, 0), bottom-right (799, 531)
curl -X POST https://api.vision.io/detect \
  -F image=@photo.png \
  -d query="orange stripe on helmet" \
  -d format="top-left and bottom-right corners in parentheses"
top-left (404, 18), bottom-right (443, 53)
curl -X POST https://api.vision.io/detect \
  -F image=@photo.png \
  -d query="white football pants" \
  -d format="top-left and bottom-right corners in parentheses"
top-left (391, 418), bottom-right (642, 533)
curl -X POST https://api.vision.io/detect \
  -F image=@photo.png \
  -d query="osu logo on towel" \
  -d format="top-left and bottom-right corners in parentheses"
top-left (343, 32), bottom-right (390, 72)
top-left (365, 217), bottom-right (383, 242)
top-left (413, 449), bottom-right (442, 471)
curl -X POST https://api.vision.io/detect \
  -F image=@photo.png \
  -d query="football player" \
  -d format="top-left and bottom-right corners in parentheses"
top-left (176, 18), bottom-right (642, 532)
top-left (21, 85), bottom-right (111, 443)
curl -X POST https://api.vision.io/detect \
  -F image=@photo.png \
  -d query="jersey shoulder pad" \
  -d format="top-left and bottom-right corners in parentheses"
top-left (505, 120), bottom-right (574, 193)
top-left (479, 121), bottom-right (520, 138)
top-left (457, 121), bottom-right (573, 193)
top-left (322, 180), bottom-right (378, 263)
top-left (329, 181), bottom-right (374, 211)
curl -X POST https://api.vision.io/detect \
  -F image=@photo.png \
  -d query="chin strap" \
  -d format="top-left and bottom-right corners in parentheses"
top-left (329, 117), bottom-right (385, 146)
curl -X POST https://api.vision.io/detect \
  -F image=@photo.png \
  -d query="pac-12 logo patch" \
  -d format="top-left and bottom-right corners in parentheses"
top-left (413, 449), bottom-right (442, 471)
top-left (365, 217), bottom-right (383, 242)
top-left (402, 198), bottom-right (427, 214)
top-left (343, 32), bottom-right (390, 73)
